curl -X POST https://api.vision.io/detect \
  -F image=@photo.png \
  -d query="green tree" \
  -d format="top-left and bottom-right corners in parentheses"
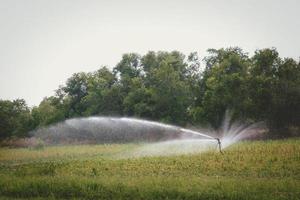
top-left (148, 61), bottom-right (191, 124)
top-left (123, 77), bottom-right (153, 117)
top-left (190, 48), bottom-right (250, 128)
top-left (114, 53), bottom-right (141, 79)
top-left (31, 97), bottom-right (66, 127)
top-left (82, 67), bottom-right (122, 115)
top-left (2, 49), bottom-right (298, 140)
top-left (0, 99), bottom-right (33, 138)
top-left (247, 48), bottom-right (280, 125)
top-left (62, 72), bottom-right (89, 117)
top-left (270, 58), bottom-right (300, 134)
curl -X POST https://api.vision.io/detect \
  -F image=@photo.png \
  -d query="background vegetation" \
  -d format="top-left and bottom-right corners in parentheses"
top-left (1, 47), bottom-right (299, 139)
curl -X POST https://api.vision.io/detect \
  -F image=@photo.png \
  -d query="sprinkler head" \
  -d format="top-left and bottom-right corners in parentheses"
top-left (215, 138), bottom-right (223, 154)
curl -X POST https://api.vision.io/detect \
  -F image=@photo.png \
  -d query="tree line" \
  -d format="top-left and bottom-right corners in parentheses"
top-left (1, 47), bottom-right (299, 139)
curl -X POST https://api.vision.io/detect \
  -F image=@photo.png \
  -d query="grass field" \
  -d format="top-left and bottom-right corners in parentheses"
top-left (0, 139), bottom-right (299, 200)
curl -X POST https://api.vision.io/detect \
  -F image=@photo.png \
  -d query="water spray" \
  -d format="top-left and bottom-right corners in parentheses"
top-left (179, 128), bottom-right (224, 154)
top-left (33, 116), bottom-right (254, 156)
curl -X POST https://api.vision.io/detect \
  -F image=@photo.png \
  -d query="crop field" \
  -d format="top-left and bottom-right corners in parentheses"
top-left (0, 139), bottom-right (299, 200)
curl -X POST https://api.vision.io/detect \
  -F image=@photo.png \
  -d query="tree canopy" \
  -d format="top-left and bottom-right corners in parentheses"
top-left (1, 48), bottom-right (299, 139)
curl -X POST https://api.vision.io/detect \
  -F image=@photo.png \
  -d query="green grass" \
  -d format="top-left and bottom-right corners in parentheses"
top-left (0, 139), bottom-right (299, 199)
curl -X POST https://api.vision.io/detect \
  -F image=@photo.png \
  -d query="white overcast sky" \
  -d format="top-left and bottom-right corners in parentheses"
top-left (0, 0), bottom-right (299, 106)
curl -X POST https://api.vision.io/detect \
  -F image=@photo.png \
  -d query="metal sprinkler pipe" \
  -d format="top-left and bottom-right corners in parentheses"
top-left (215, 138), bottom-right (223, 154)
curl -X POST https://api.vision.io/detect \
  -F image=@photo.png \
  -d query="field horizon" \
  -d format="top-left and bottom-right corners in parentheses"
top-left (0, 139), bottom-right (299, 200)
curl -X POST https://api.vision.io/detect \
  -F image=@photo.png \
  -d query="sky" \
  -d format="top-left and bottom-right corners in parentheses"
top-left (0, 0), bottom-right (299, 106)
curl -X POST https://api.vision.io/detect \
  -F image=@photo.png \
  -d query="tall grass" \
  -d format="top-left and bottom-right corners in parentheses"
top-left (0, 139), bottom-right (299, 199)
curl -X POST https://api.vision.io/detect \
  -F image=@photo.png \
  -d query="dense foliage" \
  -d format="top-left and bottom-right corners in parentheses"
top-left (1, 47), bottom-right (299, 138)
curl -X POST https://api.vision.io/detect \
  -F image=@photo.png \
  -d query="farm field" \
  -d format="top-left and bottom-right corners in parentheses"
top-left (0, 139), bottom-right (299, 200)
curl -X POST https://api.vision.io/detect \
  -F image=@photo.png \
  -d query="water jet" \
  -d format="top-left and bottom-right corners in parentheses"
top-left (31, 116), bottom-right (263, 157)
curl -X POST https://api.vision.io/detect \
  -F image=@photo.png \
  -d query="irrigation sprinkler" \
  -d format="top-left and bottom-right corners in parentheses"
top-left (215, 138), bottom-right (223, 154)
